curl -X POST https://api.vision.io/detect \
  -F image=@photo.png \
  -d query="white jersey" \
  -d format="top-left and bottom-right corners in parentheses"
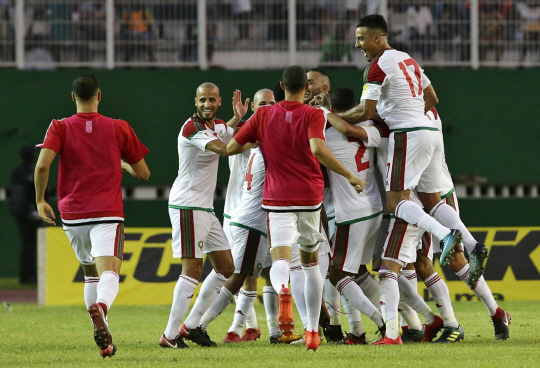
top-left (323, 186), bottom-right (335, 222)
top-left (223, 150), bottom-right (250, 220)
top-left (230, 146), bottom-right (267, 234)
top-left (169, 116), bottom-right (234, 211)
top-left (363, 124), bottom-right (390, 179)
top-left (325, 119), bottom-right (383, 225)
top-left (426, 108), bottom-right (454, 196)
top-left (360, 48), bottom-right (435, 131)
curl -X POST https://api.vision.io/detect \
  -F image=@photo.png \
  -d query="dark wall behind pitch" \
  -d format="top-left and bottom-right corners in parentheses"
top-left (1, 68), bottom-right (539, 277)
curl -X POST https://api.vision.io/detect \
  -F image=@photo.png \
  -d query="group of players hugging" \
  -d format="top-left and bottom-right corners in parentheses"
top-left (36, 15), bottom-right (511, 358)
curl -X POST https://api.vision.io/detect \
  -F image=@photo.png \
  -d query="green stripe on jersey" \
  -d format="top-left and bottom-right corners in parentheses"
top-left (168, 205), bottom-right (214, 212)
top-left (390, 127), bottom-right (439, 133)
top-left (335, 211), bottom-right (383, 226)
top-left (441, 187), bottom-right (456, 199)
top-left (229, 222), bottom-right (267, 237)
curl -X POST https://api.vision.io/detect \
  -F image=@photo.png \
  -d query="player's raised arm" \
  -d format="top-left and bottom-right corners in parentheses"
top-left (227, 89), bottom-right (250, 128)
top-left (327, 113), bottom-right (369, 141)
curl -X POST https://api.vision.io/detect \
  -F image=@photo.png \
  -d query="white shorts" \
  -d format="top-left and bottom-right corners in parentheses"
top-left (63, 222), bottom-right (125, 265)
top-left (169, 208), bottom-right (229, 259)
top-left (319, 225), bottom-right (331, 258)
top-left (332, 215), bottom-right (382, 273)
top-left (230, 224), bottom-right (272, 276)
top-left (386, 129), bottom-right (443, 193)
top-left (223, 217), bottom-right (233, 245)
top-left (382, 216), bottom-right (423, 266)
top-left (267, 210), bottom-right (325, 253)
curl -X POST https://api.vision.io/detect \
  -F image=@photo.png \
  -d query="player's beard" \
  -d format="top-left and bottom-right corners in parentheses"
top-left (197, 109), bottom-right (215, 122)
top-left (304, 88), bottom-right (320, 104)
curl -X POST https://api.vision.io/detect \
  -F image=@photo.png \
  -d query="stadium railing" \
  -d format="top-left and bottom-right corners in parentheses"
top-left (1, 0), bottom-right (538, 69)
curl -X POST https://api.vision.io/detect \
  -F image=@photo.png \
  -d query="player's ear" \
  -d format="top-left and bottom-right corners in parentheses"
top-left (251, 101), bottom-right (255, 112)
top-left (97, 90), bottom-right (102, 102)
top-left (280, 81), bottom-right (285, 91)
top-left (71, 92), bottom-right (76, 102)
top-left (194, 97), bottom-right (197, 106)
top-left (218, 97), bottom-right (222, 106)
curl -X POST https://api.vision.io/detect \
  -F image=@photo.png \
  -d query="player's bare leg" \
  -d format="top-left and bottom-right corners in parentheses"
top-left (449, 251), bottom-right (510, 340)
top-left (387, 190), bottom-right (462, 268)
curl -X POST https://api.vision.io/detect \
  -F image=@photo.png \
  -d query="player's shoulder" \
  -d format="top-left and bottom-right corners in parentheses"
top-left (181, 115), bottom-right (206, 138)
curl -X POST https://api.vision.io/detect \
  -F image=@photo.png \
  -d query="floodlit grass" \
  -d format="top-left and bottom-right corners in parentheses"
top-left (0, 301), bottom-right (539, 368)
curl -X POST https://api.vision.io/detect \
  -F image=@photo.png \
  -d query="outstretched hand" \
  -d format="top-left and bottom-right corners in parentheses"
top-left (233, 89), bottom-right (250, 120)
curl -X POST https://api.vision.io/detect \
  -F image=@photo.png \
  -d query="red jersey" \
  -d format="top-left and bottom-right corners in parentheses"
top-left (38, 112), bottom-right (149, 222)
top-left (234, 100), bottom-right (326, 211)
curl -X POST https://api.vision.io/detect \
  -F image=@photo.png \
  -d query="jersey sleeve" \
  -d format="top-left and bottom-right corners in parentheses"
top-left (181, 119), bottom-right (217, 151)
top-left (234, 111), bottom-right (260, 146)
top-left (36, 119), bottom-right (65, 153)
top-left (307, 108), bottom-right (326, 140)
top-left (115, 120), bottom-right (150, 164)
top-left (363, 122), bottom-right (390, 148)
top-left (421, 70), bottom-right (431, 89)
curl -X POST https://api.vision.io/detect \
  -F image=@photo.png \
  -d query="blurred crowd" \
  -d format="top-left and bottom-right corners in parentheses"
top-left (0, 0), bottom-right (538, 65)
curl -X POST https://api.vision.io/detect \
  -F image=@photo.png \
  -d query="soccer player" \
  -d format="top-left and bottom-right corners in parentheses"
top-left (227, 65), bottom-right (365, 351)
top-left (160, 83), bottom-right (246, 348)
top-left (304, 68), bottom-right (331, 105)
top-left (35, 75), bottom-right (150, 358)
top-left (324, 88), bottom-right (385, 344)
top-left (198, 89), bottom-right (302, 344)
top-left (318, 14), bottom-right (488, 344)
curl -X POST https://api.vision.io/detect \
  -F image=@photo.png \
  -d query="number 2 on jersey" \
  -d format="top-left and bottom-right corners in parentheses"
top-left (347, 137), bottom-right (370, 172)
top-left (398, 58), bottom-right (423, 97)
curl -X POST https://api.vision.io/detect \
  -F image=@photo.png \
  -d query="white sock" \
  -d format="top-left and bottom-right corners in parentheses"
top-left (96, 271), bottom-right (119, 312)
top-left (199, 286), bottom-right (234, 331)
top-left (184, 270), bottom-right (227, 329)
top-left (398, 302), bottom-right (423, 331)
top-left (456, 264), bottom-right (498, 315)
top-left (84, 276), bottom-right (99, 309)
top-left (400, 268), bottom-right (417, 328)
top-left (336, 276), bottom-right (383, 328)
top-left (424, 273), bottom-right (458, 328)
top-left (318, 253), bottom-right (330, 282)
top-left (325, 278), bottom-right (342, 325)
top-left (341, 295), bottom-right (364, 336)
top-left (356, 271), bottom-right (381, 310)
top-left (163, 275), bottom-right (198, 339)
top-left (395, 200), bottom-right (450, 240)
top-left (397, 273), bottom-right (435, 324)
top-left (270, 258), bottom-right (290, 294)
top-left (302, 261), bottom-right (323, 332)
top-left (378, 269), bottom-right (400, 339)
top-left (263, 286), bottom-right (280, 337)
top-left (229, 289), bottom-right (257, 335)
top-left (290, 265), bottom-right (307, 329)
top-left (245, 302), bottom-right (258, 330)
top-left (430, 201), bottom-right (477, 252)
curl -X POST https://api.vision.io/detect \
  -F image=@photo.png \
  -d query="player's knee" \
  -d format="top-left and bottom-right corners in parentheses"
top-left (181, 259), bottom-right (204, 280)
top-left (217, 263), bottom-right (235, 279)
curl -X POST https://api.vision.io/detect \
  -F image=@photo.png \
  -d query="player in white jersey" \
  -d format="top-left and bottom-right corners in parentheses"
top-left (415, 109), bottom-right (511, 341)
top-left (316, 14), bottom-right (487, 345)
top-left (160, 84), bottom-right (249, 348)
top-left (318, 88), bottom-right (384, 344)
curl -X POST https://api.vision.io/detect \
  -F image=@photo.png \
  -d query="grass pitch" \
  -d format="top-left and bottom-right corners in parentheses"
top-left (1, 301), bottom-right (539, 368)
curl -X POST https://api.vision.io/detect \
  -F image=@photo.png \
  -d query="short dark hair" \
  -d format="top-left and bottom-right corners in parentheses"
top-left (72, 74), bottom-right (100, 101)
top-left (357, 14), bottom-right (388, 35)
top-left (282, 65), bottom-right (307, 94)
top-left (330, 88), bottom-right (356, 113)
top-left (308, 67), bottom-right (330, 80)
top-left (272, 81), bottom-right (285, 102)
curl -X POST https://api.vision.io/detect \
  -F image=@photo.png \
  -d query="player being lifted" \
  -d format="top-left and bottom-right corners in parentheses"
top-left (228, 65), bottom-right (365, 351)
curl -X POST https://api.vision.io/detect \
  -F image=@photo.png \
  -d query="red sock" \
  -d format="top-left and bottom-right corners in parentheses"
top-left (491, 307), bottom-right (504, 320)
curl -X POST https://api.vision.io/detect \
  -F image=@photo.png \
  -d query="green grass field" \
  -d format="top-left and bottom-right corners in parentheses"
top-left (1, 300), bottom-right (539, 368)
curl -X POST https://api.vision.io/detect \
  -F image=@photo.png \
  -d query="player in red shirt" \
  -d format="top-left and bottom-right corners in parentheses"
top-left (35, 75), bottom-right (150, 358)
top-left (227, 65), bottom-right (364, 351)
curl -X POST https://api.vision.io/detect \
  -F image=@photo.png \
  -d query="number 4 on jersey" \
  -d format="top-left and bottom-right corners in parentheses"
top-left (398, 58), bottom-right (423, 97)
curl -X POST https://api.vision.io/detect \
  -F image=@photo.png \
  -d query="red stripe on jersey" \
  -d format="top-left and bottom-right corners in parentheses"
top-left (430, 107), bottom-right (438, 120)
top-left (368, 60), bottom-right (387, 84)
